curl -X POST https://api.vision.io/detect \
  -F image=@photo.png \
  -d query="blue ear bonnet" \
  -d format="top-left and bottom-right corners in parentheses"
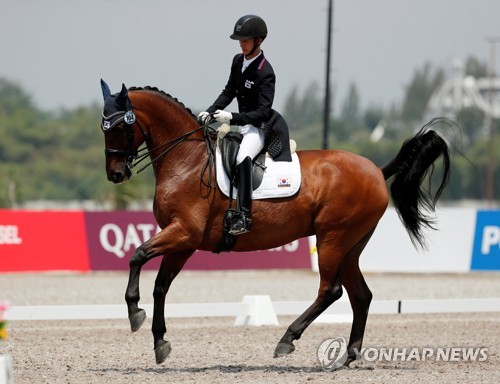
top-left (100, 80), bottom-right (136, 131)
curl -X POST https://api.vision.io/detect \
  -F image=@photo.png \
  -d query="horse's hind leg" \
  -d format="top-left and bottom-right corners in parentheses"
top-left (152, 251), bottom-right (193, 364)
top-left (274, 241), bottom-right (344, 358)
top-left (273, 228), bottom-right (376, 360)
top-left (340, 229), bottom-right (375, 367)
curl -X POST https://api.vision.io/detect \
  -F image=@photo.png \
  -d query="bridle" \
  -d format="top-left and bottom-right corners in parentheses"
top-left (102, 110), bottom-right (138, 155)
top-left (102, 103), bottom-right (217, 186)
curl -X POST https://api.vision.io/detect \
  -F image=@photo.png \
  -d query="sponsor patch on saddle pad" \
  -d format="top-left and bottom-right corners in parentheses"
top-left (216, 150), bottom-right (301, 200)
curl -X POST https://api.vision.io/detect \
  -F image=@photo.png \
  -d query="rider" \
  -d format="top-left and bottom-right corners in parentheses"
top-left (199, 14), bottom-right (292, 235)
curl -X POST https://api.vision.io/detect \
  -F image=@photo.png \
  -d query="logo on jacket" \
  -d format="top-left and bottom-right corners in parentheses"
top-left (245, 80), bottom-right (254, 89)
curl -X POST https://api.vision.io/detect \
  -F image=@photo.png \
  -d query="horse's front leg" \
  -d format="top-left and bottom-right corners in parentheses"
top-left (125, 241), bottom-right (157, 332)
top-left (152, 250), bottom-right (193, 364)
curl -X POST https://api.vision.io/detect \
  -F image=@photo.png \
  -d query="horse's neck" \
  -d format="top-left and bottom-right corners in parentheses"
top-left (146, 109), bottom-right (205, 182)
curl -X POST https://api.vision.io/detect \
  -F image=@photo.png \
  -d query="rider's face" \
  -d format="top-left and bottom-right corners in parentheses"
top-left (239, 38), bottom-right (262, 58)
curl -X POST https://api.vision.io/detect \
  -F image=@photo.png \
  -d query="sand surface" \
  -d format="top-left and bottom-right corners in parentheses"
top-left (1, 270), bottom-right (499, 383)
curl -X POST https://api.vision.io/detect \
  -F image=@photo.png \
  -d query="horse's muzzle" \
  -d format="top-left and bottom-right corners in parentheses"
top-left (106, 157), bottom-right (133, 183)
top-left (108, 171), bottom-right (125, 183)
top-left (107, 166), bottom-right (131, 184)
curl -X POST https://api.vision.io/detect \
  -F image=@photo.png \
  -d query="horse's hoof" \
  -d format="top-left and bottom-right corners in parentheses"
top-left (273, 342), bottom-right (295, 358)
top-left (129, 309), bottom-right (146, 332)
top-left (154, 340), bottom-right (172, 364)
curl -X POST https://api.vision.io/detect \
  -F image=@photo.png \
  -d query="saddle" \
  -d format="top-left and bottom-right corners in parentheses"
top-left (218, 129), bottom-right (266, 191)
top-left (216, 124), bottom-right (300, 199)
top-left (214, 124), bottom-right (300, 253)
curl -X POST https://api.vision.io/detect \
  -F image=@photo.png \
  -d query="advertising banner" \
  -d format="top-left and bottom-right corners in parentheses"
top-left (471, 210), bottom-right (500, 270)
top-left (85, 211), bottom-right (162, 270)
top-left (360, 208), bottom-right (477, 273)
top-left (0, 210), bottom-right (89, 272)
top-left (85, 211), bottom-right (311, 270)
top-left (185, 239), bottom-right (310, 270)
top-left (5, 208), bottom-right (493, 273)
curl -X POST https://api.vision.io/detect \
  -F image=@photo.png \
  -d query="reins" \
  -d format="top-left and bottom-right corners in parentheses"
top-left (130, 119), bottom-right (219, 191)
top-left (131, 125), bottom-right (203, 174)
top-left (200, 121), bottom-right (218, 192)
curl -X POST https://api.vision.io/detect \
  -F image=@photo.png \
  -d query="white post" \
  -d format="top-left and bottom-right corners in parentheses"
top-left (0, 355), bottom-right (14, 384)
top-left (234, 295), bottom-right (279, 326)
top-left (308, 235), bottom-right (319, 272)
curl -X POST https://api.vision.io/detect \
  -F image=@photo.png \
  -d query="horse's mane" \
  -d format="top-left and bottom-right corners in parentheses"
top-left (128, 86), bottom-right (197, 120)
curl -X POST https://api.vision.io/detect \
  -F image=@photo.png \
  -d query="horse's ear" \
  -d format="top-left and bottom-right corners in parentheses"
top-left (116, 83), bottom-right (129, 107)
top-left (100, 79), bottom-right (112, 100)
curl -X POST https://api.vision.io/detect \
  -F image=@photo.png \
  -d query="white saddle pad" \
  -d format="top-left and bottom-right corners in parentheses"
top-left (216, 149), bottom-right (301, 200)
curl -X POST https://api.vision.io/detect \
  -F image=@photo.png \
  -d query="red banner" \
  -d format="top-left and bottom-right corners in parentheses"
top-left (85, 212), bottom-right (311, 270)
top-left (0, 210), bottom-right (311, 272)
top-left (85, 211), bottom-right (161, 270)
top-left (0, 210), bottom-right (89, 272)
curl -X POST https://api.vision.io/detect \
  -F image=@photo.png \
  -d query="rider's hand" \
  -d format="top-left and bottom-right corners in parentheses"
top-left (198, 111), bottom-right (210, 124)
top-left (214, 110), bottom-right (232, 124)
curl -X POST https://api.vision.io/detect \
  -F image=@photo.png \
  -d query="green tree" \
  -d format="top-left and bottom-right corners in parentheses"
top-left (465, 56), bottom-right (488, 78)
top-left (456, 106), bottom-right (486, 144)
top-left (0, 78), bottom-right (35, 115)
top-left (340, 82), bottom-right (360, 126)
top-left (283, 85), bottom-right (300, 131)
top-left (401, 63), bottom-right (444, 122)
top-left (283, 82), bottom-right (324, 148)
top-left (363, 105), bottom-right (385, 131)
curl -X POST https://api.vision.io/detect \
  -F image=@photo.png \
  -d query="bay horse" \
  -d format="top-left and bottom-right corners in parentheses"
top-left (99, 80), bottom-right (451, 367)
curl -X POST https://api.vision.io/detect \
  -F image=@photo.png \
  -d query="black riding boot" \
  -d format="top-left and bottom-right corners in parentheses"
top-left (229, 156), bottom-right (253, 235)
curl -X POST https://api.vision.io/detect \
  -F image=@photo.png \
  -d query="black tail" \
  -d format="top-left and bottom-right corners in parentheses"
top-left (382, 118), bottom-right (451, 249)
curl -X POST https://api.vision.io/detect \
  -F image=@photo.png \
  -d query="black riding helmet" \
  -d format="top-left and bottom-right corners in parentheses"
top-left (230, 15), bottom-right (267, 40)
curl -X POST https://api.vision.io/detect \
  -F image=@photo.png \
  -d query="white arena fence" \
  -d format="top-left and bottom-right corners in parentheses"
top-left (7, 295), bottom-right (500, 326)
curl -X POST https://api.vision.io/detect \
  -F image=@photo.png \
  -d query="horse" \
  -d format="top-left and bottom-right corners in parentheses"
top-left (99, 80), bottom-right (451, 367)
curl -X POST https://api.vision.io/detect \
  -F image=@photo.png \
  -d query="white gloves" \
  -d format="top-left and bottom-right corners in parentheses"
top-left (198, 111), bottom-right (210, 124)
top-left (213, 109), bottom-right (232, 124)
top-left (199, 110), bottom-right (232, 124)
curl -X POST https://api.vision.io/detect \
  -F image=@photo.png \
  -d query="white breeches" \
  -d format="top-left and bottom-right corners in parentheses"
top-left (236, 124), bottom-right (266, 165)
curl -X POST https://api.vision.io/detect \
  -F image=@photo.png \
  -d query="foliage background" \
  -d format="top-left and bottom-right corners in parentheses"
top-left (0, 56), bottom-right (498, 208)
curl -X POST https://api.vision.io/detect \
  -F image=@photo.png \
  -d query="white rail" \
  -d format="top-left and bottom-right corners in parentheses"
top-left (7, 296), bottom-right (500, 325)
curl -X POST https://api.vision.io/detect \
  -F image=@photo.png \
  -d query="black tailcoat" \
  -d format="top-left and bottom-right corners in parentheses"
top-left (206, 52), bottom-right (292, 161)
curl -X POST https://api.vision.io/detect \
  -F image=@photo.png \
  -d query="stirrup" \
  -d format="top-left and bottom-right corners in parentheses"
top-left (228, 213), bottom-right (252, 235)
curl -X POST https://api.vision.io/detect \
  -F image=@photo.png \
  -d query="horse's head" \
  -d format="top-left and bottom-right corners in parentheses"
top-left (100, 79), bottom-right (143, 183)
